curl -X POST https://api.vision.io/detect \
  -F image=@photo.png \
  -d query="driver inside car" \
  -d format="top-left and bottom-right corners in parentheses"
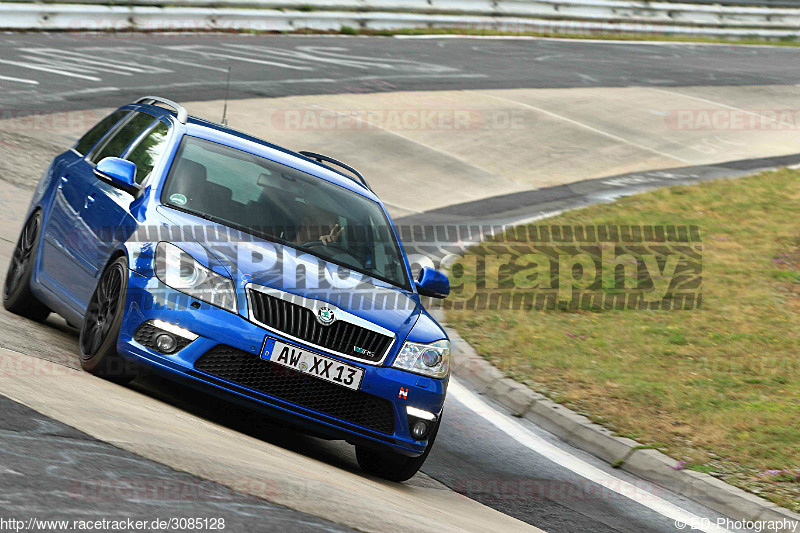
top-left (293, 215), bottom-right (345, 247)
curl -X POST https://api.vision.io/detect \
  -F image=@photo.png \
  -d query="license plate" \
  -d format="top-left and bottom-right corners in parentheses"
top-left (261, 338), bottom-right (364, 391)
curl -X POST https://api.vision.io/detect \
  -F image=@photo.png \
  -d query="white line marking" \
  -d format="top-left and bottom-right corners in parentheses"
top-left (163, 46), bottom-right (314, 70)
top-left (19, 48), bottom-right (152, 73)
top-left (18, 54), bottom-right (134, 77)
top-left (219, 43), bottom-right (325, 67)
top-left (101, 46), bottom-right (230, 73)
top-left (0, 72), bottom-right (485, 103)
top-left (223, 43), bottom-right (459, 74)
top-left (480, 92), bottom-right (692, 164)
top-left (0, 74), bottom-right (38, 85)
top-left (0, 59), bottom-right (102, 81)
top-left (506, 209), bottom-right (564, 229)
top-left (448, 378), bottom-right (732, 533)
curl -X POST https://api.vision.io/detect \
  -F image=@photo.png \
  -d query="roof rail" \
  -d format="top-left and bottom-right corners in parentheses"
top-left (298, 151), bottom-right (371, 191)
top-left (135, 96), bottom-right (188, 124)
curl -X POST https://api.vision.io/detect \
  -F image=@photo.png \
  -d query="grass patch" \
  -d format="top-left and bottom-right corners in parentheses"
top-left (446, 169), bottom-right (800, 511)
top-left (687, 464), bottom-right (722, 475)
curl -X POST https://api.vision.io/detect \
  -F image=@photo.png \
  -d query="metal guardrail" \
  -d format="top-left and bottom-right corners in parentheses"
top-left (1, 0), bottom-right (799, 37)
top-left (8, 0), bottom-right (800, 6)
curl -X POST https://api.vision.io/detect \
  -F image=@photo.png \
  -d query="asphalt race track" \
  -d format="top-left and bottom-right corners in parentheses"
top-left (2, 33), bottom-right (799, 532)
top-left (4, 33), bottom-right (800, 114)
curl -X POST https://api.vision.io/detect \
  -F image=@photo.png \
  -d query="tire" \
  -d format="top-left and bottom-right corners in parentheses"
top-left (356, 414), bottom-right (441, 482)
top-left (79, 256), bottom-right (137, 385)
top-left (3, 211), bottom-right (51, 321)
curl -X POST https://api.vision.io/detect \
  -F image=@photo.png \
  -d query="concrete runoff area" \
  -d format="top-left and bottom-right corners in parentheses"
top-left (145, 85), bottom-right (800, 215)
top-left (6, 84), bottom-right (800, 217)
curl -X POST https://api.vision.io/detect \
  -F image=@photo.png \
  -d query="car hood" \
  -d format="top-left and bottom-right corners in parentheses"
top-left (156, 206), bottom-right (423, 343)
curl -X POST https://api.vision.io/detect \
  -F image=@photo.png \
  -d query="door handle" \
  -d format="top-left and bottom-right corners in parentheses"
top-left (59, 176), bottom-right (69, 189)
top-left (84, 194), bottom-right (96, 209)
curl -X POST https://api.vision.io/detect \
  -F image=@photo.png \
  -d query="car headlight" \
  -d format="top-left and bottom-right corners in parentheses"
top-left (392, 339), bottom-right (450, 379)
top-left (155, 242), bottom-right (237, 312)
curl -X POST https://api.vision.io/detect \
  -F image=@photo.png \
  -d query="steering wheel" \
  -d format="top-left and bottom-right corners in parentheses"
top-left (300, 240), bottom-right (360, 266)
top-left (300, 240), bottom-right (350, 253)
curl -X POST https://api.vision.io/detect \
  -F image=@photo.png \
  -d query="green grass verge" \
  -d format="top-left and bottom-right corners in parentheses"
top-left (446, 169), bottom-right (800, 511)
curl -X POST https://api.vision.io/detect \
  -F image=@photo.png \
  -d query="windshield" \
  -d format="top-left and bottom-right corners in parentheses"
top-left (161, 136), bottom-right (410, 290)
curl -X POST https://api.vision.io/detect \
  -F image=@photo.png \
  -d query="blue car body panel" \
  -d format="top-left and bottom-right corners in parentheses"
top-left (23, 102), bottom-right (448, 456)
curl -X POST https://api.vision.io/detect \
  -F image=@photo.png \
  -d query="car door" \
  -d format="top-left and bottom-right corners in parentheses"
top-left (66, 111), bottom-right (167, 310)
top-left (39, 109), bottom-right (131, 311)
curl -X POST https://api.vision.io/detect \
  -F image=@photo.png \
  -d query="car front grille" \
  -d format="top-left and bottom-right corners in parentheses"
top-left (194, 345), bottom-right (396, 434)
top-left (247, 289), bottom-right (393, 363)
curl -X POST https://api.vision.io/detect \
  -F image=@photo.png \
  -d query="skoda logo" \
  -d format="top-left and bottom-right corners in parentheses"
top-left (316, 307), bottom-right (335, 326)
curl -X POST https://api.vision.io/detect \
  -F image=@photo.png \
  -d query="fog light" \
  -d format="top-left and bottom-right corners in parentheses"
top-left (155, 333), bottom-right (177, 353)
top-left (411, 420), bottom-right (429, 440)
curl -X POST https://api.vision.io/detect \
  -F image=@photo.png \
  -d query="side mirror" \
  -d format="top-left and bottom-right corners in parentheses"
top-left (95, 157), bottom-right (138, 195)
top-left (415, 266), bottom-right (450, 299)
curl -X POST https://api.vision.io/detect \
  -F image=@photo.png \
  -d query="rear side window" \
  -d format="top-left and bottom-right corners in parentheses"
top-left (90, 112), bottom-right (157, 164)
top-left (74, 110), bottom-right (129, 156)
top-left (125, 122), bottom-right (170, 184)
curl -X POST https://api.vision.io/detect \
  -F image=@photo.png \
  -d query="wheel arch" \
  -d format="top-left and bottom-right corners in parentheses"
top-left (103, 249), bottom-right (129, 273)
top-left (26, 206), bottom-right (47, 287)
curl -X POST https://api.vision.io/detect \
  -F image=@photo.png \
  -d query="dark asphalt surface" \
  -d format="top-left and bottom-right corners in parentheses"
top-left (0, 392), bottom-right (351, 532)
top-left (3, 33), bottom-right (800, 115)
top-left (1, 32), bottom-right (793, 533)
top-left (396, 151), bottom-right (800, 228)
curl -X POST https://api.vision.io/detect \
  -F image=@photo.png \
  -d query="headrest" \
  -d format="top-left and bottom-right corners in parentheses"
top-left (172, 159), bottom-right (207, 190)
top-left (203, 181), bottom-right (233, 202)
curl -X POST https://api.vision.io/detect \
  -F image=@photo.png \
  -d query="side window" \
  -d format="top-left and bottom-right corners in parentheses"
top-left (125, 122), bottom-right (170, 184)
top-left (74, 110), bottom-right (129, 156)
top-left (90, 112), bottom-right (157, 165)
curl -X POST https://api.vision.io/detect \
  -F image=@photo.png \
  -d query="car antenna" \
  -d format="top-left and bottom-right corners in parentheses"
top-left (221, 65), bottom-right (231, 127)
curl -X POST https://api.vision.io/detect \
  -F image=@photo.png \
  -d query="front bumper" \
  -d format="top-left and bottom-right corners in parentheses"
top-left (118, 270), bottom-right (446, 456)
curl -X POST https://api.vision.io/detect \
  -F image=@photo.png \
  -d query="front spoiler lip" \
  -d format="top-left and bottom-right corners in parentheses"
top-left (184, 367), bottom-right (397, 444)
top-left (122, 342), bottom-right (427, 456)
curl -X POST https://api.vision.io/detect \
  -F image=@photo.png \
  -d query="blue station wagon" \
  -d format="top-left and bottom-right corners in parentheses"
top-left (3, 97), bottom-right (451, 481)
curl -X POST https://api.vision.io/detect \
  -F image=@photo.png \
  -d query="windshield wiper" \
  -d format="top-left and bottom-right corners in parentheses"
top-left (166, 205), bottom-right (286, 246)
